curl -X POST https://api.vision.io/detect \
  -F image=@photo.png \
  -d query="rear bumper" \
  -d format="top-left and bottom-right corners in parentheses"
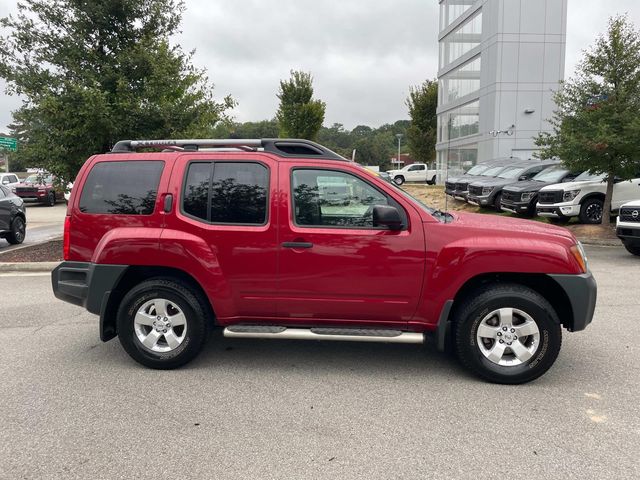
top-left (52, 262), bottom-right (127, 340)
top-left (548, 272), bottom-right (597, 332)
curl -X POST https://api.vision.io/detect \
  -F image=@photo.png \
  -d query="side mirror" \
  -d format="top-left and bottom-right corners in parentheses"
top-left (373, 205), bottom-right (403, 230)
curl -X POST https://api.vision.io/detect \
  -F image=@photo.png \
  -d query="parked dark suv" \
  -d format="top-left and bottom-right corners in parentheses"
top-left (467, 161), bottom-right (558, 210)
top-left (0, 185), bottom-right (26, 245)
top-left (445, 159), bottom-right (521, 201)
top-left (51, 138), bottom-right (596, 384)
top-left (501, 166), bottom-right (582, 216)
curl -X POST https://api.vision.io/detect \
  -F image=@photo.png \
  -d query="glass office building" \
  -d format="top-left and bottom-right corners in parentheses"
top-left (436, 0), bottom-right (568, 178)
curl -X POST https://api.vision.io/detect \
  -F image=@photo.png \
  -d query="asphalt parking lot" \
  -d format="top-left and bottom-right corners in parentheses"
top-left (0, 245), bottom-right (638, 479)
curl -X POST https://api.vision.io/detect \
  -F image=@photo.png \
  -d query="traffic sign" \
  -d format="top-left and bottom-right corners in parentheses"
top-left (0, 136), bottom-right (17, 151)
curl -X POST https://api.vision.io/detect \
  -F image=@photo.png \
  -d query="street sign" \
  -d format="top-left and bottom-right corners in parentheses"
top-left (0, 136), bottom-right (18, 151)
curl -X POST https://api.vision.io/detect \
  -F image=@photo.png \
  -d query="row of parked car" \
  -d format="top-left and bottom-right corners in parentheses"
top-left (443, 158), bottom-right (640, 255)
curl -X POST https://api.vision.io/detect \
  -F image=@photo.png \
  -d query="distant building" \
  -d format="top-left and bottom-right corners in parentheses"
top-left (436, 0), bottom-right (568, 178)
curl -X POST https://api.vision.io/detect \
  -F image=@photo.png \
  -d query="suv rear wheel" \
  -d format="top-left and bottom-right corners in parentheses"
top-left (46, 191), bottom-right (56, 207)
top-left (117, 278), bottom-right (211, 369)
top-left (454, 283), bottom-right (562, 384)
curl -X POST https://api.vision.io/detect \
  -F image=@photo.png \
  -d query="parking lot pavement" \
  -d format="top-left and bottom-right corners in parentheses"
top-left (0, 203), bottom-right (66, 252)
top-left (0, 245), bottom-right (638, 479)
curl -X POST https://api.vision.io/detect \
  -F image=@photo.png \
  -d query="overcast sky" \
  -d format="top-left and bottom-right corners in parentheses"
top-left (1, 0), bottom-right (640, 132)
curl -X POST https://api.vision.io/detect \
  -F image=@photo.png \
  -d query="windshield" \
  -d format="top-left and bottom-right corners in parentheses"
top-left (574, 171), bottom-right (605, 182)
top-left (482, 165), bottom-right (509, 177)
top-left (465, 164), bottom-right (489, 175)
top-left (25, 174), bottom-right (52, 184)
top-left (532, 166), bottom-right (570, 182)
top-left (497, 166), bottom-right (526, 179)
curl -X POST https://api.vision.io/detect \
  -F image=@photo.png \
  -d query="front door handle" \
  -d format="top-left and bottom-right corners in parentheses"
top-left (282, 241), bottom-right (313, 249)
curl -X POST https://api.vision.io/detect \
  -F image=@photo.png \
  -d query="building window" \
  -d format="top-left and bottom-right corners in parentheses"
top-left (437, 145), bottom-right (478, 178)
top-left (439, 56), bottom-right (481, 106)
top-left (440, 0), bottom-right (476, 30)
top-left (439, 12), bottom-right (482, 69)
top-left (439, 100), bottom-right (480, 141)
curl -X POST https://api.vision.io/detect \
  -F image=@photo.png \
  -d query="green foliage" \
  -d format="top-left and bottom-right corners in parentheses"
top-left (536, 15), bottom-right (640, 224)
top-left (406, 80), bottom-right (438, 166)
top-left (276, 71), bottom-right (326, 141)
top-left (0, 0), bottom-right (234, 181)
top-left (212, 119), bottom-right (279, 139)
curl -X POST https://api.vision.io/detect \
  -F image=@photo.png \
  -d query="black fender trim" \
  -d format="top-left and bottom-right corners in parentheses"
top-left (547, 272), bottom-right (597, 332)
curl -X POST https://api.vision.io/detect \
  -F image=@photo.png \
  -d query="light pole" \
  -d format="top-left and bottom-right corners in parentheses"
top-left (395, 133), bottom-right (403, 169)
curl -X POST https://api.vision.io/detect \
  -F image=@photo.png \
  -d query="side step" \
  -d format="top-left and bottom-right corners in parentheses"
top-left (223, 325), bottom-right (424, 344)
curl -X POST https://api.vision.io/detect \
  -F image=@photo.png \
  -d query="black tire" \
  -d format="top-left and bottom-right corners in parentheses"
top-left (427, 175), bottom-right (436, 185)
top-left (579, 198), bottom-right (604, 224)
top-left (117, 277), bottom-right (212, 369)
top-left (6, 216), bottom-right (26, 245)
top-left (394, 175), bottom-right (405, 186)
top-left (493, 192), bottom-right (502, 210)
top-left (46, 191), bottom-right (56, 207)
top-left (454, 283), bottom-right (562, 384)
top-left (624, 243), bottom-right (640, 256)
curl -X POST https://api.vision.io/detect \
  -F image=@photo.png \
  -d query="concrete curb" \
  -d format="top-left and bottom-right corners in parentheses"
top-left (0, 261), bottom-right (60, 273)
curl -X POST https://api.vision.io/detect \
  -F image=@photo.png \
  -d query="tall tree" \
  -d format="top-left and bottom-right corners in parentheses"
top-left (0, 0), bottom-right (234, 181)
top-left (406, 80), bottom-right (438, 166)
top-left (276, 70), bottom-right (325, 141)
top-left (536, 15), bottom-right (640, 225)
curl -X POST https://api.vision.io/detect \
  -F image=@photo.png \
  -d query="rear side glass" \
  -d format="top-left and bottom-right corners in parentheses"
top-left (182, 162), bottom-right (269, 225)
top-left (79, 161), bottom-right (164, 215)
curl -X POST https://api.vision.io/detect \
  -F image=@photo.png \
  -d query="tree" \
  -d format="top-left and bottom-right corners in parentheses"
top-left (0, 0), bottom-right (234, 181)
top-left (536, 15), bottom-right (640, 225)
top-left (276, 70), bottom-right (325, 141)
top-left (406, 80), bottom-right (438, 166)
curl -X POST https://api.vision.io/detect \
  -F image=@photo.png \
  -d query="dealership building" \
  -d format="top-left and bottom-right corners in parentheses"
top-left (436, 0), bottom-right (568, 177)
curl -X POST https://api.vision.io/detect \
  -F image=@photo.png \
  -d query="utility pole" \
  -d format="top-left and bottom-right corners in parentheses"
top-left (395, 133), bottom-right (403, 169)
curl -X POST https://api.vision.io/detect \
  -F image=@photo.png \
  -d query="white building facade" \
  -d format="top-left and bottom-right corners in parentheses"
top-left (436, 0), bottom-right (568, 177)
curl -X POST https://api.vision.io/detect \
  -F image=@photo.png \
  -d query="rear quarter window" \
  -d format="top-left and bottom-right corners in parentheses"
top-left (79, 161), bottom-right (164, 215)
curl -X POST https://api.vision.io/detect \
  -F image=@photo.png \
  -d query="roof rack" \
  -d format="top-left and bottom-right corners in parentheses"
top-left (110, 138), bottom-right (348, 161)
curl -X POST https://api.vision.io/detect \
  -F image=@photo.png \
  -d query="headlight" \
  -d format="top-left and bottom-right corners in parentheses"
top-left (482, 187), bottom-right (494, 195)
top-left (563, 189), bottom-right (580, 202)
top-left (521, 192), bottom-right (535, 202)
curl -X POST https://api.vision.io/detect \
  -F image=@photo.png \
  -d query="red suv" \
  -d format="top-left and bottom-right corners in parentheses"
top-left (52, 139), bottom-right (596, 384)
top-left (14, 172), bottom-right (64, 206)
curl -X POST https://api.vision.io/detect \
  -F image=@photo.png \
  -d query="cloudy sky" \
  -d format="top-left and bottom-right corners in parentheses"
top-left (1, 0), bottom-right (640, 132)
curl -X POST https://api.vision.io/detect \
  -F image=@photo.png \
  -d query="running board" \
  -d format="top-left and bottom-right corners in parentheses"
top-left (223, 325), bottom-right (424, 344)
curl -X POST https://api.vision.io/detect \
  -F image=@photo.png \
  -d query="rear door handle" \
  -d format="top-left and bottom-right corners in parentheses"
top-left (282, 242), bottom-right (313, 249)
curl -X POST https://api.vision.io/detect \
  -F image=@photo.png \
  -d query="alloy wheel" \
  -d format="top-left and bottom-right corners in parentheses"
top-left (134, 298), bottom-right (188, 353)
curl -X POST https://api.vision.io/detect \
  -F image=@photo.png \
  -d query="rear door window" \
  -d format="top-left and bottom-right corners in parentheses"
top-left (79, 161), bottom-right (164, 215)
top-left (182, 162), bottom-right (269, 225)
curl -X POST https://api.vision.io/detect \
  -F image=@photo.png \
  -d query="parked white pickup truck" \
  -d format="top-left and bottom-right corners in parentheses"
top-left (536, 171), bottom-right (640, 224)
top-left (387, 163), bottom-right (437, 185)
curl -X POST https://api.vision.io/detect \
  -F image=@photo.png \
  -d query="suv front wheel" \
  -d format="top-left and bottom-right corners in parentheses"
top-left (117, 278), bottom-right (211, 369)
top-left (579, 197), bottom-right (604, 224)
top-left (393, 175), bottom-right (405, 186)
top-left (454, 283), bottom-right (562, 384)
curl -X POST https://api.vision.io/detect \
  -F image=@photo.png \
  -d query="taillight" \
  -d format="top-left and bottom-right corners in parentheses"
top-left (63, 215), bottom-right (71, 260)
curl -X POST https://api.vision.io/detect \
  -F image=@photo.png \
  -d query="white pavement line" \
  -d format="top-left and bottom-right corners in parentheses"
top-left (0, 272), bottom-right (52, 277)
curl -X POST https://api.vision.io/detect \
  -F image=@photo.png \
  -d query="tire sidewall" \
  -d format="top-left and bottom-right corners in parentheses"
top-left (458, 291), bottom-right (561, 383)
top-left (9, 217), bottom-right (25, 244)
top-left (117, 284), bottom-right (205, 368)
top-left (394, 176), bottom-right (405, 185)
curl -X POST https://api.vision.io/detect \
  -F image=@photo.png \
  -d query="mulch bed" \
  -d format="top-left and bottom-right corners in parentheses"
top-left (0, 240), bottom-right (64, 263)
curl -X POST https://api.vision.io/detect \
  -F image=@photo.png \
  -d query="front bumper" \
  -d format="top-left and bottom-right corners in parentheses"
top-left (548, 272), bottom-right (597, 332)
top-left (52, 262), bottom-right (127, 341)
top-left (537, 203), bottom-right (580, 218)
top-left (467, 194), bottom-right (492, 207)
top-left (500, 200), bottom-right (531, 214)
top-left (616, 223), bottom-right (640, 246)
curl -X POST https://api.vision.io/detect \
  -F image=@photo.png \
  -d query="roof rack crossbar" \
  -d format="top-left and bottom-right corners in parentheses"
top-left (110, 138), bottom-right (347, 161)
